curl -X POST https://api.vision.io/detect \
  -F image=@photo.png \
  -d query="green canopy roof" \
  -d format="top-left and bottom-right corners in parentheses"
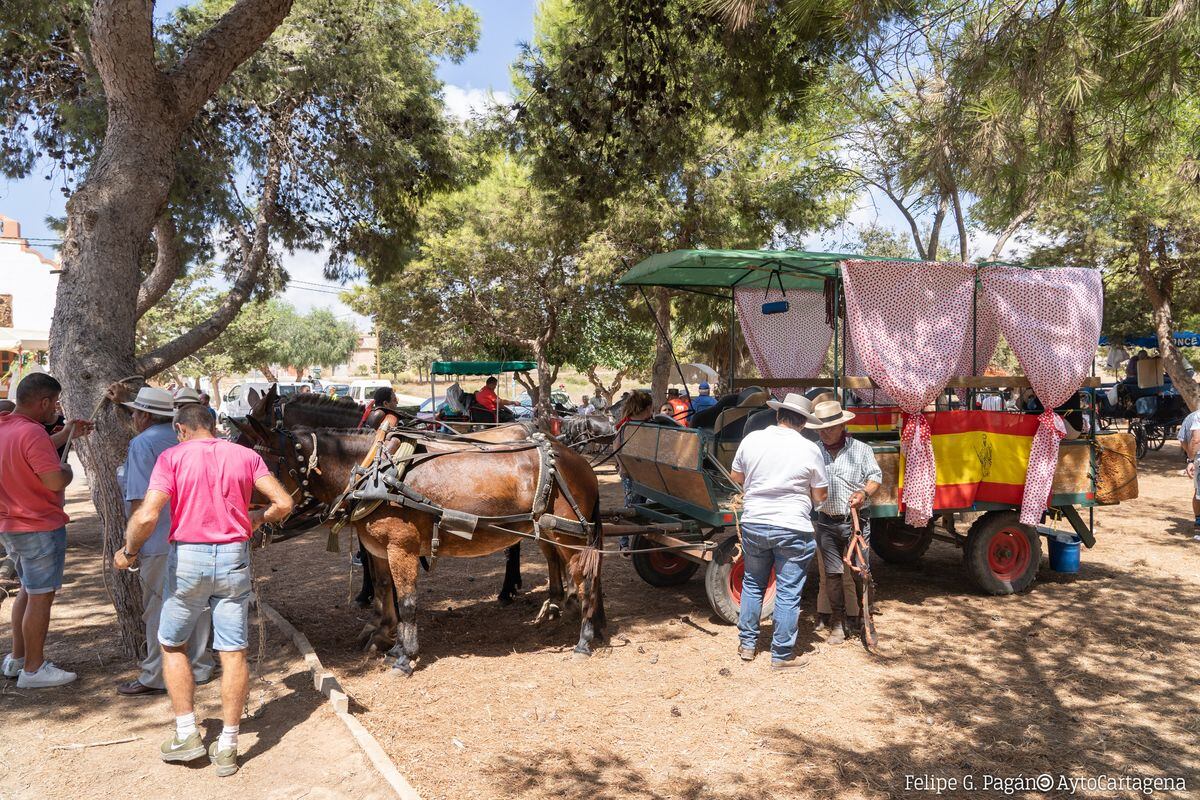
top-left (431, 360), bottom-right (535, 376)
top-left (616, 249), bottom-right (1064, 293)
top-left (616, 249), bottom-right (912, 292)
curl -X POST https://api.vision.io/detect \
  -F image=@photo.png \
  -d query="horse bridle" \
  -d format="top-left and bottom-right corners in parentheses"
top-left (256, 423), bottom-right (324, 521)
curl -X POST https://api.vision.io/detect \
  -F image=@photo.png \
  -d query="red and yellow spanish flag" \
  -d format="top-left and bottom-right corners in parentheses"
top-left (900, 411), bottom-right (1039, 509)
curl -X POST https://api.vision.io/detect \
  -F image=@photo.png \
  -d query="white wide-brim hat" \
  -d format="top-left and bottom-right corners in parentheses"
top-left (122, 387), bottom-right (175, 418)
top-left (766, 392), bottom-right (814, 417)
top-left (805, 399), bottom-right (857, 430)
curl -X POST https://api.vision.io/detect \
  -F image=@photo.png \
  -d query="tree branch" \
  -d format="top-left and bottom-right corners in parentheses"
top-left (987, 202), bottom-right (1036, 261)
top-left (949, 188), bottom-right (968, 261)
top-left (926, 193), bottom-right (948, 259)
top-left (135, 112), bottom-right (291, 376)
top-left (136, 216), bottom-right (184, 319)
top-left (169, 0), bottom-right (295, 119)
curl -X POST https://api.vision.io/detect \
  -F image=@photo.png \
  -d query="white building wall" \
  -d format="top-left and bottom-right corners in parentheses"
top-left (0, 215), bottom-right (59, 331)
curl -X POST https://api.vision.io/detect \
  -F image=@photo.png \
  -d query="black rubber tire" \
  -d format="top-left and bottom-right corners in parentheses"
top-left (704, 536), bottom-right (774, 625)
top-left (869, 518), bottom-right (934, 564)
top-left (630, 535), bottom-right (700, 587)
top-left (963, 510), bottom-right (1042, 595)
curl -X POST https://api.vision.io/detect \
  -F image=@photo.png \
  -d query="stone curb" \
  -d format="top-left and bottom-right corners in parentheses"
top-left (258, 599), bottom-right (422, 800)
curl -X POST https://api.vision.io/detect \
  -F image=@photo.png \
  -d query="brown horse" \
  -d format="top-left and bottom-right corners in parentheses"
top-left (241, 420), bottom-right (606, 675)
top-left (239, 386), bottom-right (533, 601)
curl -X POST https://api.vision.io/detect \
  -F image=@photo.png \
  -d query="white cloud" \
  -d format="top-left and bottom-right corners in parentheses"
top-left (442, 84), bottom-right (512, 122)
top-left (278, 247), bottom-right (371, 330)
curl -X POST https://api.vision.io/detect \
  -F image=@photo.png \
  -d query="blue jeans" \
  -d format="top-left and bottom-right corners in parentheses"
top-left (159, 542), bottom-right (252, 652)
top-left (737, 523), bottom-right (817, 661)
top-left (0, 528), bottom-right (67, 594)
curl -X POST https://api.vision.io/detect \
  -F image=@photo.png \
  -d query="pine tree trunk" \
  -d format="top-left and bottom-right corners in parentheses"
top-left (52, 124), bottom-right (179, 658)
top-left (650, 287), bottom-right (673, 407)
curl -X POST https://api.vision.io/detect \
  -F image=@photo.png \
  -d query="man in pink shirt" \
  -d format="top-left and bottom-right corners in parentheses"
top-left (0, 373), bottom-right (92, 689)
top-left (116, 403), bottom-right (292, 776)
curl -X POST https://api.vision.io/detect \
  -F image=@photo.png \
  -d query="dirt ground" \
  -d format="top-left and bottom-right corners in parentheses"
top-left (0, 480), bottom-right (394, 800)
top-left (251, 441), bottom-right (1200, 800)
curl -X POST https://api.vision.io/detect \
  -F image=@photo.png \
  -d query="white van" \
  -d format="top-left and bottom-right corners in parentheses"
top-left (349, 380), bottom-right (393, 405)
top-left (218, 381), bottom-right (305, 423)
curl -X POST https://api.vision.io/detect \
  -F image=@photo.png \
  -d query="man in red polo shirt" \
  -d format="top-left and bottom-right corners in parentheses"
top-left (473, 376), bottom-right (516, 423)
top-left (0, 373), bottom-right (92, 689)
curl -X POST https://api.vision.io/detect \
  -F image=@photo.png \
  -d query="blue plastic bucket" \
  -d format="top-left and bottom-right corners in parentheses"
top-left (1048, 535), bottom-right (1081, 573)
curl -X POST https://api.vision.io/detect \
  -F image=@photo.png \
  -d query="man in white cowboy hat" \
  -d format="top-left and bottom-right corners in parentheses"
top-left (729, 392), bottom-right (827, 669)
top-left (808, 398), bottom-right (882, 645)
top-left (116, 387), bottom-right (215, 697)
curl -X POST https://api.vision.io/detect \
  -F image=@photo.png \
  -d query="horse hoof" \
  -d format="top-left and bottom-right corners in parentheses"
top-left (572, 649), bottom-right (591, 661)
top-left (392, 658), bottom-right (415, 677)
top-left (498, 592), bottom-right (515, 607)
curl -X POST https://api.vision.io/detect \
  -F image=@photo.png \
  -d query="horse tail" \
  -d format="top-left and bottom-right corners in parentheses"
top-left (580, 495), bottom-right (606, 637)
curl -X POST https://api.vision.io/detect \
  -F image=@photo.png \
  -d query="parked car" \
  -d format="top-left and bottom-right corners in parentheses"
top-left (348, 379), bottom-right (393, 405)
top-left (218, 381), bottom-right (301, 424)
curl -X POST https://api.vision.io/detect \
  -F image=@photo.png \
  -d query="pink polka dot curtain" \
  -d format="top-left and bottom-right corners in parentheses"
top-left (980, 267), bottom-right (1104, 524)
top-left (840, 260), bottom-right (978, 526)
top-left (735, 288), bottom-right (832, 399)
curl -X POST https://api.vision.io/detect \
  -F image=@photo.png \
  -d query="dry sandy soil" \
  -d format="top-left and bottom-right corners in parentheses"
top-left (5, 443), bottom-right (1198, 799)
top-left (253, 441), bottom-right (1200, 800)
top-left (0, 480), bottom-right (394, 800)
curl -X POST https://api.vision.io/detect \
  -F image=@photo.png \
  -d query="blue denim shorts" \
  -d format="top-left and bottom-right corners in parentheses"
top-left (0, 528), bottom-right (67, 594)
top-left (159, 542), bottom-right (253, 652)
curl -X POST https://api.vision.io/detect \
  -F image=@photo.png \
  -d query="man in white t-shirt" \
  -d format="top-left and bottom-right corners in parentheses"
top-left (730, 393), bottom-right (828, 669)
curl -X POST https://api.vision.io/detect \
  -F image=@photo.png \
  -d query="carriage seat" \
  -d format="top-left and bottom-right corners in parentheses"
top-left (711, 388), bottom-right (770, 468)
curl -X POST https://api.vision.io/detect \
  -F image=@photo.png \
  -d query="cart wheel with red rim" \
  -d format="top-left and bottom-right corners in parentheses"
top-left (630, 534), bottom-right (700, 587)
top-left (963, 510), bottom-right (1042, 595)
top-left (705, 536), bottom-right (775, 625)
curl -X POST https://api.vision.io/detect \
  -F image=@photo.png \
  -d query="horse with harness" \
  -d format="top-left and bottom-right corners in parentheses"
top-left (231, 388), bottom-right (607, 674)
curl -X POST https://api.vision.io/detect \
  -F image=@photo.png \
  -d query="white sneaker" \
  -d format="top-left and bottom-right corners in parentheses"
top-left (2, 654), bottom-right (23, 678)
top-left (17, 661), bottom-right (77, 689)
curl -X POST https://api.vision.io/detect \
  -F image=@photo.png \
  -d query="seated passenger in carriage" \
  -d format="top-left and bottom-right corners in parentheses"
top-left (472, 376), bottom-right (516, 423)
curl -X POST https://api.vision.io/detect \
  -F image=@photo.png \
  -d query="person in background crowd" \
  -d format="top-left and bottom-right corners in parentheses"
top-left (658, 402), bottom-right (675, 418)
top-left (299, 384), bottom-right (312, 394)
top-left (809, 400), bottom-right (882, 645)
top-left (1183, 410), bottom-right (1200, 533)
top-left (615, 390), bottom-right (654, 552)
top-left (0, 373), bottom-right (93, 689)
top-left (666, 387), bottom-right (690, 425)
top-left (115, 404), bottom-right (293, 777)
top-left (197, 393), bottom-right (217, 422)
top-left (0, 399), bottom-right (14, 415)
top-left (579, 395), bottom-right (596, 415)
top-left (474, 377), bottom-right (516, 423)
top-left (360, 386), bottom-right (398, 429)
top-left (729, 392), bottom-right (828, 669)
top-left (173, 387), bottom-right (202, 408)
top-left (116, 388), bottom-right (215, 697)
top-left (689, 382), bottom-right (718, 423)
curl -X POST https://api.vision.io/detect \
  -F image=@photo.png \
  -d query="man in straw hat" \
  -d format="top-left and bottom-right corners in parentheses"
top-left (115, 387), bottom-right (215, 697)
top-left (808, 399), bottom-right (882, 645)
top-left (729, 392), bottom-right (828, 669)
top-left (0, 373), bottom-right (92, 688)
